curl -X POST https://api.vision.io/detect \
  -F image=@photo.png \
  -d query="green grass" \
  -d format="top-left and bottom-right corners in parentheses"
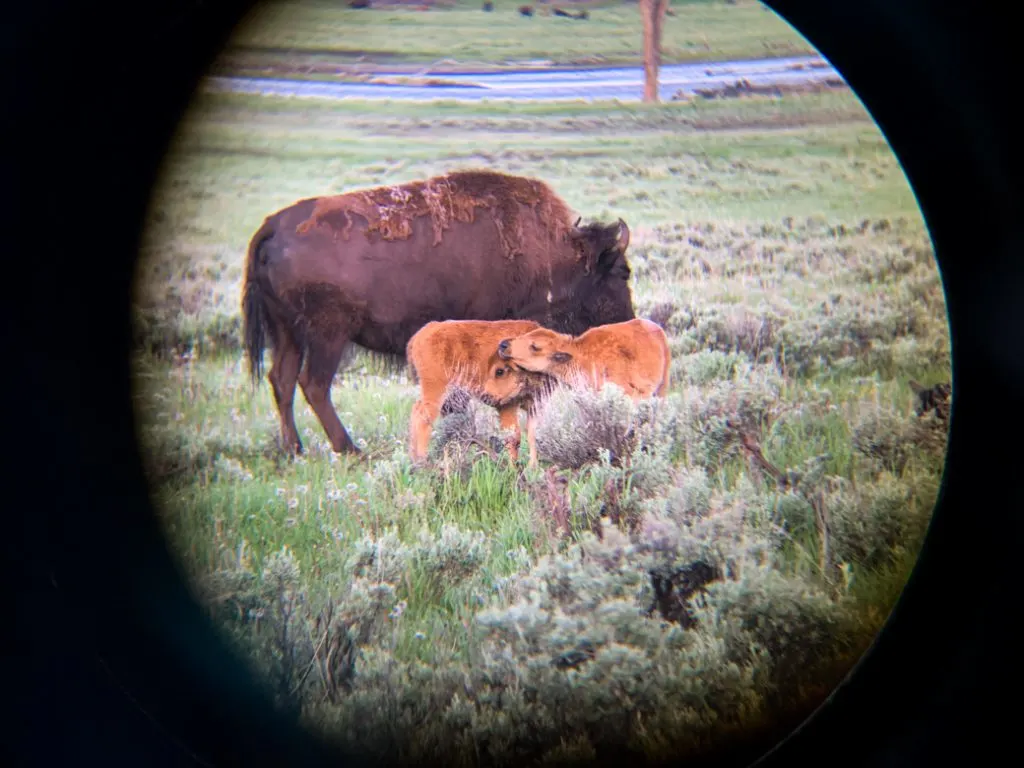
top-left (216, 0), bottom-right (815, 75)
top-left (132, 56), bottom-right (950, 764)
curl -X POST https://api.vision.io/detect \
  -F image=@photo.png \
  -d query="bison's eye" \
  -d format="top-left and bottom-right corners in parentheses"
top-left (529, 343), bottom-right (540, 353)
top-left (494, 368), bottom-right (505, 378)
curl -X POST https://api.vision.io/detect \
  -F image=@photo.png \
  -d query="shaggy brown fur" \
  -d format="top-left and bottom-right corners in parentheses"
top-left (242, 169), bottom-right (635, 457)
top-left (648, 561), bottom-right (721, 628)
top-left (295, 170), bottom-right (574, 262)
top-left (407, 319), bottom-right (555, 466)
top-left (497, 318), bottom-right (670, 399)
top-left (909, 379), bottom-right (952, 423)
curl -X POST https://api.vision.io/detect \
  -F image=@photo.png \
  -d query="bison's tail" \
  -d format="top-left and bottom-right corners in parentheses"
top-left (242, 218), bottom-right (276, 388)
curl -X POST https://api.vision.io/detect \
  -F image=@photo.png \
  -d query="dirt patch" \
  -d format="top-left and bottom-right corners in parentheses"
top-left (295, 170), bottom-right (575, 260)
top-left (365, 75), bottom-right (485, 88)
top-left (676, 76), bottom-right (848, 102)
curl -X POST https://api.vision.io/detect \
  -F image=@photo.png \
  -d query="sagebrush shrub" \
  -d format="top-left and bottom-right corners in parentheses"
top-left (851, 404), bottom-right (919, 473)
top-left (675, 349), bottom-right (747, 385)
top-left (534, 384), bottom-right (643, 469)
top-left (826, 472), bottom-right (930, 570)
top-left (677, 362), bottom-right (786, 468)
top-left (195, 499), bottom-right (873, 766)
top-left (430, 395), bottom-right (506, 459)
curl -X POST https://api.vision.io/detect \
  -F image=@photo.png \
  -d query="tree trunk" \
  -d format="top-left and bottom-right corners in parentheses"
top-left (641, 0), bottom-right (671, 103)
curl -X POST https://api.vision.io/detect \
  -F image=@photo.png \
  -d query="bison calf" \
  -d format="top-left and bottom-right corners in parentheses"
top-left (497, 317), bottom-right (670, 399)
top-left (407, 320), bottom-right (552, 465)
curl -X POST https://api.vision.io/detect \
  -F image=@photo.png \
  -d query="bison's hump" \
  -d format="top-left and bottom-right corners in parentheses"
top-left (293, 169), bottom-right (574, 261)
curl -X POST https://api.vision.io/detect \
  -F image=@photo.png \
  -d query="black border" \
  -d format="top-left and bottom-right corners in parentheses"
top-left (4, 1), bottom-right (1017, 766)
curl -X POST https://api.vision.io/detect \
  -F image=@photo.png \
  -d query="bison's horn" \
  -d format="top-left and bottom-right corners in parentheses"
top-left (573, 216), bottom-right (582, 228)
top-left (616, 218), bottom-right (630, 250)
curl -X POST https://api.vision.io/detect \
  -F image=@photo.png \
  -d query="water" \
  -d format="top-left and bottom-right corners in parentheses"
top-left (202, 55), bottom-right (844, 103)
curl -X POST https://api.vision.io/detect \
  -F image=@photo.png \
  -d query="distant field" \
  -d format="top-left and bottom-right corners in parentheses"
top-left (135, 89), bottom-right (913, 354)
top-left (132, 72), bottom-right (950, 764)
top-left (213, 0), bottom-right (817, 77)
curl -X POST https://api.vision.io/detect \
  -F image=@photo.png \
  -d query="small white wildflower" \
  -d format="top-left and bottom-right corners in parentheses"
top-left (357, 438), bottom-right (368, 449)
top-left (346, 482), bottom-right (358, 493)
top-left (296, 484), bottom-right (309, 494)
top-left (327, 489), bottom-right (343, 501)
top-left (414, 631), bottom-right (426, 640)
top-left (288, 498), bottom-right (299, 509)
top-left (389, 600), bottom-right (407, 620)
top-left (275, 488), bottom-right (286, 497)
top-left (378, 415), bottom-right (387, 424)
top-left (356, 499), bottom-right (367, 507)
top-left (285, 517), bottom-right (297, 527)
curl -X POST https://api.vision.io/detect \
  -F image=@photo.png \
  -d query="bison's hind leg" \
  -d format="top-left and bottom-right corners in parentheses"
top-left (267, 330), bottom-right (304, 455)
top-left (298, 337), bottom-right (360, 455)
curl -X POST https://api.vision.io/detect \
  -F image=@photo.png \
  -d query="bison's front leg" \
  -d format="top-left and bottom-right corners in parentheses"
top-left (497, 404), bottom-right (523, 461)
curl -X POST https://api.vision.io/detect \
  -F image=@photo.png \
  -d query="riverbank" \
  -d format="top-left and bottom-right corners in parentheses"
top-left (215, 1), bottom-right (816, 81)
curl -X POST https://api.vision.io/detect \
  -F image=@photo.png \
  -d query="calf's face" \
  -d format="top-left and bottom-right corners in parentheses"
top-left (497, 329), bottom-right (573, 373)
top-left (478, 358), bottom-right (533, 406)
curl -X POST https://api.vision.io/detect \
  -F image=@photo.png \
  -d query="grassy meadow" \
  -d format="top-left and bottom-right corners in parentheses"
top-left (216, 0), bottom-right (816, 76)
top-left (132, 3), bottom-right (950, 765)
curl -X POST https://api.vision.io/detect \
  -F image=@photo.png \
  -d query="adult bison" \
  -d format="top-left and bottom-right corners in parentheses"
top-left (242, 169), bottom-right (636, 456)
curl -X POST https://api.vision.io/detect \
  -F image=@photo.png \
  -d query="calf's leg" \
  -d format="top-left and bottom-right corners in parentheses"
top-left (497, 404), bottom-right (523, 461)
top-left (409, 394), bottom-right (443, 463)
top-left (525, 409), bottom-right (538, 468)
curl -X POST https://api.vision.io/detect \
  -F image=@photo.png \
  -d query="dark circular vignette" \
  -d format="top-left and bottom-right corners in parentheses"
top-left (3, 2), bottom-right (1016, 768)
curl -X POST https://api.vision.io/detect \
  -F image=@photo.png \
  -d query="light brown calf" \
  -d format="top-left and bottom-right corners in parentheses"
top-left (496, 317), bottom-right (670, 399)
top-left (406, 319), bottom-right (552, 465)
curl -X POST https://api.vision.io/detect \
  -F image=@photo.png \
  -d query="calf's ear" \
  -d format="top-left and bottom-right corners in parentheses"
top-left (550, 351), bottom-right (573, 364)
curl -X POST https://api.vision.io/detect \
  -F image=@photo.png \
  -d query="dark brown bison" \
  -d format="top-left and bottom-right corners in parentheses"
top-left (242, 169), bottom-right (635, 457)
top-left (909, 380), bottom-right (952, 423)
